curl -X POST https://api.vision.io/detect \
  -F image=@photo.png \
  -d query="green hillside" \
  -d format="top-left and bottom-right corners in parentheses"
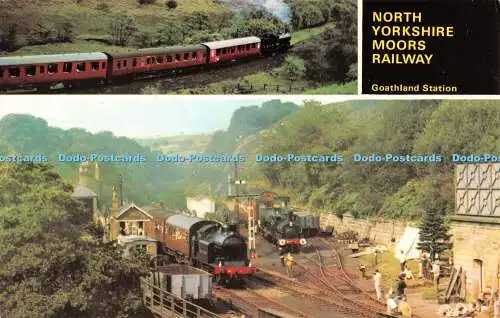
top-left (135, 133), bottom-right (213, 153)
top-left (249, 100), bottom-right (500, 220)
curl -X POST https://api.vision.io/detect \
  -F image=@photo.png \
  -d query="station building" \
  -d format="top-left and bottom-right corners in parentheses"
top-left (450, 163), bottom-right (500, 301)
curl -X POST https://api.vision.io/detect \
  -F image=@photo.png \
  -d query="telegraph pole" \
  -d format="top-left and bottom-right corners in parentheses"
top-left (230, 162), bottom-right (255, 259)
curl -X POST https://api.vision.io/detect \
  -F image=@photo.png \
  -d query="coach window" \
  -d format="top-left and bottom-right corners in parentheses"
top-left (124, 60), bottom-right (128, 67)
top-left (215, 49), bottom-right (221, 56)
top-left (91, 62), bottom-right (99, 71)
top-left (246, 44), bottom-right (251, 50)
top-left (0, 67), bottom-right (3, 78)
top-left (132, 58), bottom-right (137, 67)
top-left (48, 64), bottom-right (58, 74)
top-left (175, 54), bottom-right (180, 61)
top-left (116, 61), bottom-right (121, 69)
top-left (251, 43), bottom-right (256, 48)
top-left (167, 55), bottom-right (172, 63)
top-left (63, 62), bottom-right (72, 73)
top-left (183, 53), bottom-right (189, 60)
top-left (8, 66), bottom-right (19, 78)
top-left (101, 62), bottom-right (106, 69)
top-left (156, 56), bottom-right (163, 64)
top-left (25, 65), bottom-right (36, 77)
top-left (231, 47), bottom-right (235, 53)
top-left (192, 52), bottom-right (197, 60)
top-left (222, 48), bottom-right (227, 54)
top-left (39, 65), bottom-right (45, 74)
top-left (76, 62), bottom-right (86, 72)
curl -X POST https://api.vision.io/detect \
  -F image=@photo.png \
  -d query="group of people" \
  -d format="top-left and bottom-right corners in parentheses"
top-left (373, 269), bottom-right (412, 317)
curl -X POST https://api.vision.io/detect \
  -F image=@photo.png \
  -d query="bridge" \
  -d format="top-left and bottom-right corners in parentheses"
top-left (140, 277), bottom-right (223, 318)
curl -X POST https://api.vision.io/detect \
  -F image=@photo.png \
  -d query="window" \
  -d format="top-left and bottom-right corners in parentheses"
top-left (116, 61), bottom-right (121, 69)
top-left (0, 67), bottom-right (3, 78)
top-left (123, 60), bottom-right (128, 67)
top-left (251, 43), bottom-right (256, 48)
top-left (76, 62), bottom-right (86, 72)
top-left (63, 62), bottom-right (72, 73)
top-left (192, 52), bottom-right (197, 60)
top-left (25, 65), bottom-right (36, 77)
top-left (138, 221), bottom-right (144, 229)
top-left (175, 54), bottom-right (180, 61)
top-left (47, 64), bottom-right (57, 74)
top-left (91, 62), bottom-right (99, 71)
top-left (183, 53), bottom-right (189, 60)
top-left (216, 49), bottom-right (221, 56)
top-left (230, 47), bottom-right (235, 53)
top-left (101, 62), bottom-right (106, 69)
top-left (246, 44), bottom-right (250, 50)
top-left (156, 56), bottom-right (163, 64)
top-left (132, 58), bottom-right (138, 67)
top-left (238, 45), bottom-right (242, 52)
top-left (8, 67), bottom-right (19, 77)
top-left (167, 55), bottom-right (172, 63)
top-left (222, 48), bottom-right (227, 54)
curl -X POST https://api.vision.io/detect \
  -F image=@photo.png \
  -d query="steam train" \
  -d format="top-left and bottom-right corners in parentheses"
top-left (0, 33), bottom-right (291, 91)
top-left (235, 192), bottom-right (306, 254)
top-left (160, 214), bottom-right (256, 284)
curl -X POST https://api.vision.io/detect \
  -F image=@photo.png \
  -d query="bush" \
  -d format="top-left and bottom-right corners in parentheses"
top-left (165, 0), bottom-right (178, 9)
top-left (137, 0), bottom-right (157, 5)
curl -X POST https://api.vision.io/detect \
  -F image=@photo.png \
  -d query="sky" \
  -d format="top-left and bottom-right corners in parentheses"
top-left (0, 96), bottom-right (350, 138)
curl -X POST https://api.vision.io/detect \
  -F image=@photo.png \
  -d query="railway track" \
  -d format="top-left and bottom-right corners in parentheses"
top-left (4, 53), bottom-right (287, 95)
top-left (214, 284), bottom-right (310, 318)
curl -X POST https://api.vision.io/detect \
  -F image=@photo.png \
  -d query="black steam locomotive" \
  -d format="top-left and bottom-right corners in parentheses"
top-left (162, 214), bottom-right (256, 284)
top-left (259, 210), bottom-right (306, 254)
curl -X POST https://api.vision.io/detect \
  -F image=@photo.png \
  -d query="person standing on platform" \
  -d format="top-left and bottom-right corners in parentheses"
top-left (374, 269), bottom-right (383, 301)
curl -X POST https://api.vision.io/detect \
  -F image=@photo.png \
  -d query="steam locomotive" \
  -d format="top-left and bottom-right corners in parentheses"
top-left (161, 214), bottom-right (256, 285)
top-left (258, 209), bottom-right (306, 254)
top-left (235, 192), bottom-right (306, 254)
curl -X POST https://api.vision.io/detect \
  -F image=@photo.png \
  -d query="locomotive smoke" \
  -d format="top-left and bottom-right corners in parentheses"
top-left (247, 0), bottom-right (292, 23)
top-left (261, 0), bottom-right (291, 24)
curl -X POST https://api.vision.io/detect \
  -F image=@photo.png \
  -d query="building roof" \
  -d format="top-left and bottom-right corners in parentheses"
top-left (187, 196), bottom-right (212, 201)
top-left (117, 234), bottom-right (158, 245)
top-left (202, 36), bottom-right (260, 50)
top-left (116, 202), bottom-right (153, 219)
top-left (73, 185), bottom-right (97, 198)
top-left (0, 52), bottom-right (107, 66)
top-left (156, 264), bottom-right (211, 275)
top-left (143, 204), bottom-right (177, 219)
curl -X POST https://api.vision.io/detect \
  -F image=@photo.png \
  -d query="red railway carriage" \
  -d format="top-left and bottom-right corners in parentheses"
top-left (0, 53), bottom-right (107, 88)
top-left (202, 36), bottom-right (261, 63)
top-left (107, 45), bottom-right (207, 78)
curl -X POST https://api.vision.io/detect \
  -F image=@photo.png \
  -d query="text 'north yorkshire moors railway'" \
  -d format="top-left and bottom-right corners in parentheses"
top-left (370, 12), bottom-right (455, 64)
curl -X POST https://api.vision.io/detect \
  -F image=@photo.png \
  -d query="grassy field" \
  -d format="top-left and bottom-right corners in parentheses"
top-left (304, 81), bottom-right (357, 94)
top-left (360, 251), bottom-right (424, 292)
top-left (291, 23), bottom-right (333, 45)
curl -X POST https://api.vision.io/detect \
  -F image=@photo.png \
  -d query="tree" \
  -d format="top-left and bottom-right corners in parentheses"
top-left (109, 13), bottom-right (137, 46)
top-left (0, 163), bottom-right (152, 317)
top-left (417, 208), bottom-right (452, 261)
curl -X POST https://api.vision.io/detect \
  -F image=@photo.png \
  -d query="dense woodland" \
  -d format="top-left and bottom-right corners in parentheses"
top-left (255, 100), bottom-right (500, 220)
top-left (0, 164), bottom-right (152, 317)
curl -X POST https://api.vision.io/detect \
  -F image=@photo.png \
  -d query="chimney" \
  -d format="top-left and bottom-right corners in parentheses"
top-left (119, 174), bottom-right (124, 207)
